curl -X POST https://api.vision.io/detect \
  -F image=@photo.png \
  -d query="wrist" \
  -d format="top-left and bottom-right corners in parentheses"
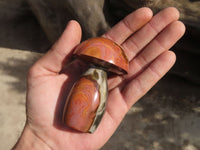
top-left (12, 124), bottom-right (51, 150)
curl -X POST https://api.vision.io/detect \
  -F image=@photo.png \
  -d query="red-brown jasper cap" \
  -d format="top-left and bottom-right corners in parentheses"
top-left (74, 37), bottom-right (129, 75)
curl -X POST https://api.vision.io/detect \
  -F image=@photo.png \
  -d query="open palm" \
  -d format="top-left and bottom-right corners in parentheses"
top-left (20, 7), bottom-right (185, 150)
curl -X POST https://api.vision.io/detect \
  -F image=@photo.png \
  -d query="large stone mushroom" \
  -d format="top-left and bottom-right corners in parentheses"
top-left (63, 37), bottom-right (129, 133)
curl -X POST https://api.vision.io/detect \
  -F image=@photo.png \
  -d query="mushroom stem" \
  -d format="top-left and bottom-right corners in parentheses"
top-left (83, 67), bottom-right (108, 133)
top-left (63, 67), bottom-right (108, 133)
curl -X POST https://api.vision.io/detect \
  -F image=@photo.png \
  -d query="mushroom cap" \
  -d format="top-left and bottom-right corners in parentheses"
top-left (74, 37), bottom-right (129, 75)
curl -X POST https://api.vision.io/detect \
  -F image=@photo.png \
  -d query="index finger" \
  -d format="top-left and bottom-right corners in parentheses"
top-left (102, 7), bottom-right (153, 45)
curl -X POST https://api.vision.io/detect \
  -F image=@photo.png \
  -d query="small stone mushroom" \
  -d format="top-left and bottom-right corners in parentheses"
top-left (63, 37), bottom-right (129, 133)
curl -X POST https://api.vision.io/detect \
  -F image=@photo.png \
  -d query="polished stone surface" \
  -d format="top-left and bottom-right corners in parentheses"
top-left (74, 37), bottom-right (129, 75)
top-left (63, 76), bottom-right (100, 132)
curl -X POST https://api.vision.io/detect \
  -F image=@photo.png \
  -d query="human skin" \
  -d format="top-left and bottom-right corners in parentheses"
top-left (12, 7), bottom-right (185, 150)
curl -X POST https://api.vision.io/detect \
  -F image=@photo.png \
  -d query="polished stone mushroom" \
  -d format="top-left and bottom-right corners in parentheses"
top-left (63, 37), bottom-right (129, 133)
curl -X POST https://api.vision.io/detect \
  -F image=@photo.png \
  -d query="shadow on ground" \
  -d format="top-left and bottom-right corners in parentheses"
top-left (0, 50), bottom-right (42, 93)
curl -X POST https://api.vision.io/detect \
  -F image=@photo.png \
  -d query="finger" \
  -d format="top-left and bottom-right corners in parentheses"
top-left (122, 51), bottom-right (176, 107)
top-left (102, 7), bottom-right (153, 45)
top-left (126, 21), bottom-right (185, 78)
top-left (107, 21), bottom-right (185, 90)
top-left (31, 20), bottom-right (82, 75)
top-left (121, 7), bottom-right (180, 61)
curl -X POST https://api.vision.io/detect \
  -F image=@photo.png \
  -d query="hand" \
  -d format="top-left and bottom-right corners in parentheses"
top-left (13, 7), bottom-right (185, 150)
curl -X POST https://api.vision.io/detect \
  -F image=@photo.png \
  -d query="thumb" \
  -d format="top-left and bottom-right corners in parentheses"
top-left (30, 20), bottom-right (82, 76)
